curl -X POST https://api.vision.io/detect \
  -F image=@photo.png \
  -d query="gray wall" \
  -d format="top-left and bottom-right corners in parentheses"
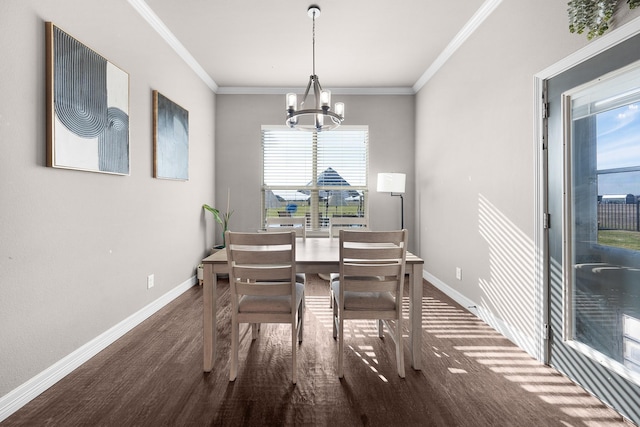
top-left (3, 0), bottom-right (640, 414)
top-left (0, 0), bottom-right (215, 396)
top-left (415, 0), bottom-right (640, 352)
top-left (215, 94), bottom-right (416, 252)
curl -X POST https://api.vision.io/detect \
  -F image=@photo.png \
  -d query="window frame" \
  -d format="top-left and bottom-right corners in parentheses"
top-left (261, 125), bottom-right (369, 235)
top-left (561, 59), bottom-right (640, 385)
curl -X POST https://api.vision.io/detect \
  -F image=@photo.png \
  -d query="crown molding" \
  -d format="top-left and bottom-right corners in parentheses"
top-left (216, 86), bottom-right (415, 95)
top-left (413, 0), bottom-right (503, 92)
top-left (126, 0), bottom-right (218, 92)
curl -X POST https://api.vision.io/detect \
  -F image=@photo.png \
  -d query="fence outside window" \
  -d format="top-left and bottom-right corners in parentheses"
top-left (598, 199), bottom-right (640, 231)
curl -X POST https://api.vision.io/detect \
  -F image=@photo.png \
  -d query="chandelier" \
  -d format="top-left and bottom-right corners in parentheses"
top-left (285, 5), bottom-right (344, 132)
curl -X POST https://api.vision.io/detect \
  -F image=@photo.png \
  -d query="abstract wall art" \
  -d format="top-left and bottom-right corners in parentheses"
top-left (153, 90), bottom-right (189, 181)
top-left (45, 22), bottom-right (130, 175)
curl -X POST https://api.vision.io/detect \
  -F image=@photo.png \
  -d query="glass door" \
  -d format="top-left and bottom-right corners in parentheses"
top-left (564, 61), bottom-right (640, 373)
top-left (545, 33), bottom-right (640, 425)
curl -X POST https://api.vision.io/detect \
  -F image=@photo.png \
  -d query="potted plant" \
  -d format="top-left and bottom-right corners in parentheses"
top-left (568, 0), bottom-right (639, 39)
top-left (203, 189), bottom-right (233, 249)
top-left (203, 204), bottom-right (233, 248)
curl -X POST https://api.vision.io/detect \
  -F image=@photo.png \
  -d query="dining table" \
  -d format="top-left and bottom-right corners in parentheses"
top-left (201, 237), bottom-right (425, 372)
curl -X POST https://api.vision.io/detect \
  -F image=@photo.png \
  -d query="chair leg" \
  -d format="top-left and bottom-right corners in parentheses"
top-left (332, 297), bottom-right (338, 339)
top-left (378, 319), bottom-right (384, 338)
top-left (292, 319), bottom-right (297, 384)
top-left (328, 275), bottom-right (338, 308)
top-left (338, 317), bottom-right (344, 378)
top-left (230, 319), bottom-right (239, 381)
top-left (297, 295), bottom-right (304, 343)
top-left (395, 317), bottom-right (405, 378)
top-left (251, 323), bottom-right (260, 340)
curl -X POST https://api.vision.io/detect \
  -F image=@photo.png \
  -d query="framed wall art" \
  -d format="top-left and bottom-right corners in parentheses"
top-left (153, 90), bottom-right (189, 180)
top-left (45, 22), bottom-right (130, 175)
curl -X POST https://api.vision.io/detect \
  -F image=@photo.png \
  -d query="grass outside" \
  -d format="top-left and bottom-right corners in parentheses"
top-left (598, 230), bottom-right (640, 251)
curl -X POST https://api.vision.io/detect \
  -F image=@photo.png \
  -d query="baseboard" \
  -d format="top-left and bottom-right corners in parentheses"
top-left (0, 276), bottom-right (197, 423)
top-left (423, 270), bottom-right (538, 358)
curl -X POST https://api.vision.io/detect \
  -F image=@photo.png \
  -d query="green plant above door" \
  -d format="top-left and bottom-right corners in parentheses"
top-left (568, 0), bottom-right (639, 39)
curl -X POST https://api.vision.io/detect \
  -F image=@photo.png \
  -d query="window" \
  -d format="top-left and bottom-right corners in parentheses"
top-left (563, 60), bottom-right (640, 379)
top-left (262, 125), bottom-right (368, 232)
top-left (569, 63), bottom-right (640, 251)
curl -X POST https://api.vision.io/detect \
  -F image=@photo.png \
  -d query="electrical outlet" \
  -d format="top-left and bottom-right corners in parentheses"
top-left (455, 267), bottom-right (462, 281)
top-left (147, 274), bottom-right (154, 289)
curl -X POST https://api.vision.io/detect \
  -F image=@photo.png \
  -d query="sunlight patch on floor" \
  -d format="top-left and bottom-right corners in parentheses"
top-left (310, 291), bottom-right (632, 423)
top-left (452, 345), bottom-right (628, 425)
top-left (306, 296), bottom-right (396, 382)
top-left (423, 297), bottom-right (507, 339)
top-left (349, 344), bottom-right (389, 382)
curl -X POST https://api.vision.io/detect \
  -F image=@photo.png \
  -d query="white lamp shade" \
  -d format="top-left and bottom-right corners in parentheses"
top-left (377, 173), bottom-right (406, 193)
top-left (286, 93), bottom-right (297, 110)
top-left (320, 90), bottom-right (331, 107)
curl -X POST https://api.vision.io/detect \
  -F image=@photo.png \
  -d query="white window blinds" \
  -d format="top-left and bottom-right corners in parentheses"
top-left (262, 125), bottom-right (369, 230)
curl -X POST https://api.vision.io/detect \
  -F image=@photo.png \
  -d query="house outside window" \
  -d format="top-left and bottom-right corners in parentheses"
top-left (262, 125), bottom-right (368, 233)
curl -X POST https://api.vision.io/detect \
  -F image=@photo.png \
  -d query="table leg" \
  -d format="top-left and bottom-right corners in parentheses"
top-left (203, 264), bottom-right (216, 372)
top-left (409, 263), bottom-right (423, 370)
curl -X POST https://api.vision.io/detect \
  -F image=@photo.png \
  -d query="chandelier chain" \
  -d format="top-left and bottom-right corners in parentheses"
top-left (312, 9), bottom-right (316, 76)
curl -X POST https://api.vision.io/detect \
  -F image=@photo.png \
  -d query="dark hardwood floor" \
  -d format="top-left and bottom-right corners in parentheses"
top-left (3, 275), bottom-right (634, 426)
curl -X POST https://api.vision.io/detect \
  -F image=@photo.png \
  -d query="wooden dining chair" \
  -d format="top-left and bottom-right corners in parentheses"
top-left (225, 230), bottom-right (305, 384)
top-left (332, 229), bottom-right (408, 378)
top-left (265, 216), bottom-right (306, 240)
top-left (328, 216), bottom-right (367, 239)
top-left (325, 216), bottom-right (369, 306)
top-left (266, 216), bottom-right (306, 283)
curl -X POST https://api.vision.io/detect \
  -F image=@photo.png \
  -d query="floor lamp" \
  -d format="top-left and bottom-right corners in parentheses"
top-left (377, 173), bottom-right (406, 229)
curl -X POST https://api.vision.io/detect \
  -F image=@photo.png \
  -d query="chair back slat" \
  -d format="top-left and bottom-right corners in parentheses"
top-left (343, 279), bottom-right (398, 293)
top-left (329, 216), bottom-right (368, 239)
top-left (232, 265), bottom-right (293, 282)
top-left (235, 282), bottom-right (292, 297)
top-left (231, 249), bottom-right (292, 265)
top-left (266, 217), bottom-right (306, 240)
top-left (229, 231), bottom-right (293, 245)
top-left (342, 246), bottom-right (404, 260)
top-left (343, 263), bottom-right (401, 278)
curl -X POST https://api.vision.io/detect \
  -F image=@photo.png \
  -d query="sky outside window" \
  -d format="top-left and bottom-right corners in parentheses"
top-left (597, 102), bottom-right (640, 196)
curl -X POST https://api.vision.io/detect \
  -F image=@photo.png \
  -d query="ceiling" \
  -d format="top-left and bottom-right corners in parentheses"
top-left (134, 0), bottom-right (493, 92)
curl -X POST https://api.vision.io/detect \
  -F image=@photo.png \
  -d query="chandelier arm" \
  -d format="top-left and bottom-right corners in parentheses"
top-left (313, 77), bottom-right (322, 110)
top-left (300, 76), bottom-right (313, 109)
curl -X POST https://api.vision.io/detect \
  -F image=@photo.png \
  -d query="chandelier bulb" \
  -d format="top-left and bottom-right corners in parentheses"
top-left (286, 93), bottom-right (297, 110)
top-left (320, 90), bottom-right (331, 107)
